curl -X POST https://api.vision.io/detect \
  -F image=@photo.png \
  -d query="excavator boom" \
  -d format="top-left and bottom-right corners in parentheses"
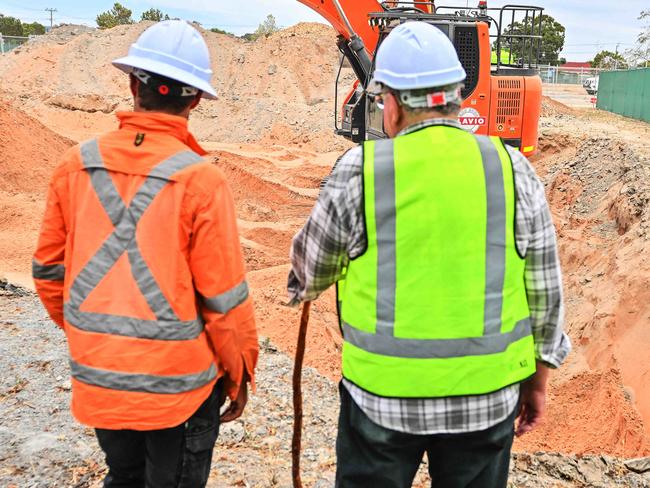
top-left (297, 0), bottom-right (381, 48)
top-left (297, 1), bottom-right (432, 53)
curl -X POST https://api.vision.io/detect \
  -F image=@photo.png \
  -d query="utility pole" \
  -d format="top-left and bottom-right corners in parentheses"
top-left (614, 43), bottom-right (620, 70)
top-left (45, 8), bottom-right (57, 30)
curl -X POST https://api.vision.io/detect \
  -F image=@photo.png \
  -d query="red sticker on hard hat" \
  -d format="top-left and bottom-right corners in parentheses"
top-left (459, 107), bottom-right (486, 133)
top-left (158, 85), bottom-right (170, 95)
top-left (427, 91), bottom-right (447, 107)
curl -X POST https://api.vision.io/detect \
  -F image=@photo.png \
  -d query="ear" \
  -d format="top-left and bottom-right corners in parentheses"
top-left (383, 92), bottom-right (404, 137)
top-left (129, 74), bottom-right (139, 98)
top-left (189, 92), bottom-right (202, 110)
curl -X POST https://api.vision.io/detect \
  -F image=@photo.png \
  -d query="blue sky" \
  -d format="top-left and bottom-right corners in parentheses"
top-left (0, 1), bottom-right (646, 61)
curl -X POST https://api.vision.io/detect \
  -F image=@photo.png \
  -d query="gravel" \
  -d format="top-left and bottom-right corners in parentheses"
top-left (1, 287), bottom-right (648, 487)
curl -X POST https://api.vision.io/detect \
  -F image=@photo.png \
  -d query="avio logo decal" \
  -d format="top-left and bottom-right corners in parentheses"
top-left (459, 107), bottom-right (486, 133)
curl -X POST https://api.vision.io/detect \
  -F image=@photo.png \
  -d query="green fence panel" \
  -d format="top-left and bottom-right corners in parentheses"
top-left (641, 70), bottom-right (650, 121)
top-left (597, 68), bottom-right (650, 123)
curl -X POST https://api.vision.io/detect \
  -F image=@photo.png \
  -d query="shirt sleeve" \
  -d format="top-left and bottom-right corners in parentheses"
top-left (287, 146), bottom-right (366, 305)
top-left (33, 176), bottom-right (67, 328)
top-left (509, 147), bottom-right (571, 368)
top-left (189, 175), bottom-right (259, 399)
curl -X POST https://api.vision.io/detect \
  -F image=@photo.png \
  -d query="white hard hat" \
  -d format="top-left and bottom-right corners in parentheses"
top-left (113, 20), bottom-right (217, 99)
top-left (368, 22), bottom-right (466, 93)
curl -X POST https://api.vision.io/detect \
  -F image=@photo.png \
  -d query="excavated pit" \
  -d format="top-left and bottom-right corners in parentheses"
top-left (1, 25), bottom-right (649, 463)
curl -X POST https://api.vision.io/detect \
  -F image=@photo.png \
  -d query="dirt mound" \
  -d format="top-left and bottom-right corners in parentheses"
top-left (515, 370), bottom-right (650, 456)
top-left (0, 101), bottom-right (73, 278)
top-left (523, 119), bottom-right (650, 457)
top-left (541, 95), bottom-right (575, 118)
top-left (0, 22), bottom-right (348, 152)
top-left (27, 24), bottom-right (95, 47)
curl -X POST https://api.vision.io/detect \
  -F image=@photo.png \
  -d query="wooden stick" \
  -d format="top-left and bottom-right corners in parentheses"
top-left (292, 301), bottom-right (312, 488)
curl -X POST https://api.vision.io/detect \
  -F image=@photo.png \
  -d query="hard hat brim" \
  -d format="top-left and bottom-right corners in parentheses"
top-left (112, 55), bottom-right (218, 100)
top-left (366, 79), bottom-right (384, 96)
top-left (368, 66), bottom-right (466, 92)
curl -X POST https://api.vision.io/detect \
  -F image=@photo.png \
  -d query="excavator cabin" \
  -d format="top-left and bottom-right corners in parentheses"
top-left (299, 1), bottom-right (544, 155)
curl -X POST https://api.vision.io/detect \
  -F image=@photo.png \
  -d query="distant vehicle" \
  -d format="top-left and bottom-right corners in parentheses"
top-left (583, 76), bottom-right (599, 95)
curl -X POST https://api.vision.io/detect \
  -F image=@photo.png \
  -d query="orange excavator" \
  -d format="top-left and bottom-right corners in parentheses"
top-left (296, 0), bottom-right (544, 155)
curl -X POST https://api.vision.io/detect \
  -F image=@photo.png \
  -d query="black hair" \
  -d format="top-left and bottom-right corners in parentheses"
top-left (133, 72), bottom-right (199, 115)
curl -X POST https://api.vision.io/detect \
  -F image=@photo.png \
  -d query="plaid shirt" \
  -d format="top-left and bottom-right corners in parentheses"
top-left (287, 119), bottom-right (571, 434)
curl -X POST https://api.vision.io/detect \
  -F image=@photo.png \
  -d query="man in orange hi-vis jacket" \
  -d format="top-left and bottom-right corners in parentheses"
top-left (32, 20), bottom-right (258, 487)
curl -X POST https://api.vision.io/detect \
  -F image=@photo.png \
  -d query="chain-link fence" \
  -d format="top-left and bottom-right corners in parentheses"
top-left (0, 34), bottom-right (30, 54)
top-left (540, 65), bottom-right (603, 85)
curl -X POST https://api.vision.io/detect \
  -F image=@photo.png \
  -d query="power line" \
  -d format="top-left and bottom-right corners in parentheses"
top-left (0, 1), bottom-right (45, 12)
top-left (564, 42), bottom-right (634, 47)
top-left (45, 8), bottom-right (57, 29)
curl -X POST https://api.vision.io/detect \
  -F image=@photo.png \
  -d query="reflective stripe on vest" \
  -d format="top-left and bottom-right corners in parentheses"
top-left (202, 280), bottom-right (249, 314)
top-left (70, 359), bottom-right (218, 394)
top-left (32, 259), bottom-right (65, 281)
top-left (340, 127), bottom-right (535, 398)
top-left (65, 139), bottom-right (214, 393)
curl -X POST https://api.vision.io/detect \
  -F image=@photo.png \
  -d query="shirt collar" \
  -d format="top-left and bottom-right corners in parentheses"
top-left (116, 111), bottom-right (208, 156)
top-left (397, 118), bottom-right (465, 137)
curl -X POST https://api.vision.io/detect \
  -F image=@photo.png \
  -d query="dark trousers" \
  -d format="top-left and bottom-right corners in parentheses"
top-left (335, 383), bottom-right (516, 488)
top-left (95, 381), bottom-right (223, 488)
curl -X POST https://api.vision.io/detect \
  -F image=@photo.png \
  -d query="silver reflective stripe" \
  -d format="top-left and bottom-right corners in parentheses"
top-left (66, 140), bottom-right (204, 340)
top-left (148, 151), bottom-right (205, 181)
top-left (373, 139), bottom-right (396, 336)
top-left (203, 280), bottom-right (249, 314)
top-left (81, 139), bottom-right (127, 226)
top-left (70, 359), bottom-right (217, 394)
top-left (476, 136), bottom-right (507, 336)
top-left (32, 259), bottom-right (65, 281)
top-left (343, 318), bottom-right (531, 359)
top-left (64, 303), bottom-right (204, 341)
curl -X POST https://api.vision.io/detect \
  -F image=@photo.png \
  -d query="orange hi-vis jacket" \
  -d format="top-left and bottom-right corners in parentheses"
top-left (33, 112), bottom-right (258, 430)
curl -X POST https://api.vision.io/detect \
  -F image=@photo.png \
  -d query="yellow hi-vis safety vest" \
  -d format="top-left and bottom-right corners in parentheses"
top-left (338, 125), bottom-right (536, 398)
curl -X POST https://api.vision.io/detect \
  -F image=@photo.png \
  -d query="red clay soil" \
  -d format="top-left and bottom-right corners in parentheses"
top-left (3, 96), bottom-right (650, 458)
top-left (514, 369), bottom-right (650, 457)
top-left (0, 101), bottom-right (73, 279)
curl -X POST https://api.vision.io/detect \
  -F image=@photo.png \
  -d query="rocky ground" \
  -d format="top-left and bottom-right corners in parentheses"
top-left (2, 281), bottom-right (649, 487)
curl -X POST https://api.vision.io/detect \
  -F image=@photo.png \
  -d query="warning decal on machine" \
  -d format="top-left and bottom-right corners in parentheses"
top-left (458, 107), bottom-right (486, 133)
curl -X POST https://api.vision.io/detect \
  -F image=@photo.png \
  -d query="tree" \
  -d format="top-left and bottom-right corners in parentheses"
top-left (210, 27), bottom-right (233, 36)
top-left (0, 14), bottom-right (24, 36)
top-left (0, 14), bottom-right (45, 37)
top-left (626, 10), bottom-right (650, 68)
top-left (22, 22), bottom-right (46, 36)
top-left (140, 8), bottom-right (169, 22)
top-left (590, 50), bottom-right (628, 70)
top-left (96, 3), bottom-right (134, 29)
top-left (505, 14), bottom-right (566, 65)
top-left (254, 14), bottom-right (279, 39)
top-left (639, 9), bottom-right (650, 45)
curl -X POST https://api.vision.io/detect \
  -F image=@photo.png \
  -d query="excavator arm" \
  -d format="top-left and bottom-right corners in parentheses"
top-left (297, 0), bottom-right (382, 45)
top-left (297, 1), bottom-right (434, 86)
top-left (297, 1), bottom-right (433, 52)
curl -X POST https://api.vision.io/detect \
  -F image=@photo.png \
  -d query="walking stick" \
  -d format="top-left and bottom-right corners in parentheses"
top-left (292, 301), bottom-right (311, 488)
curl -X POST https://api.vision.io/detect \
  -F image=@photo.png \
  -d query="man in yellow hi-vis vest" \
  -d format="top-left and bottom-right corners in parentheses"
top-left (288, 22), bottom-right (570, 488)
